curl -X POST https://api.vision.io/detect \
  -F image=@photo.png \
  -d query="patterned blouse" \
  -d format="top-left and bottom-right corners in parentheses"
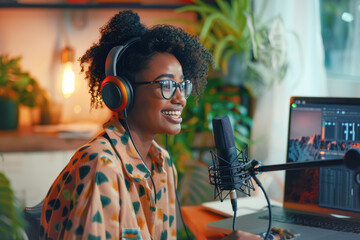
top-left (40, 116), bottom-right (177, 240)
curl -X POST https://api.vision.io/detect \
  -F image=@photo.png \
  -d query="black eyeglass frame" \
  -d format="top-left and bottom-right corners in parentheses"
top-left (133, 79), bottom-right (192, 100)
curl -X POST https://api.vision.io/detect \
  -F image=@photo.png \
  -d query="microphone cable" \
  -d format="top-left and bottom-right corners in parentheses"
top-left (106, 114), bottom-right (157, 240)
top-left (228, 189), bottom-right (238, 232)
top-left (232, 205), bottom-right (237, 231)
top-left (166, 134), bottom-right (191, 240)
top-left (251, 174), bottom-right (272, 240)
top-left (121, 116), bottom-right (157, 204)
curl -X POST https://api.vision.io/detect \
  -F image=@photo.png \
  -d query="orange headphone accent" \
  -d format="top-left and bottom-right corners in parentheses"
top-left (100, 76), bottom-right (129, 113)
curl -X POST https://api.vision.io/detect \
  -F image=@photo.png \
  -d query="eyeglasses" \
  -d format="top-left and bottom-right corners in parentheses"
top-left (134, 79), bottom-right (192, 100)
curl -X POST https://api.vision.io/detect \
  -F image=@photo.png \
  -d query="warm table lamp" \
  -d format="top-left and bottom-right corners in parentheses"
top-left (61, 46), bottom-right (75, 98)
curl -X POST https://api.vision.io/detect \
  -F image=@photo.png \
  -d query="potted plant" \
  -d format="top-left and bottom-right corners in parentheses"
top-left (175, 0), bottom-right (288, 95)
top-left (0, 55), bottom-right (49, 130)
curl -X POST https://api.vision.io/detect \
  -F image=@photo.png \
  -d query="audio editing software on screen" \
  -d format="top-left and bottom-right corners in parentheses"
top-left (285, 102), bottom-right (360, 212)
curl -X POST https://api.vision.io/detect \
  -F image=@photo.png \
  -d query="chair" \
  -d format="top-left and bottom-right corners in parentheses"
top-left (23, 200), bottom-right (43, 240)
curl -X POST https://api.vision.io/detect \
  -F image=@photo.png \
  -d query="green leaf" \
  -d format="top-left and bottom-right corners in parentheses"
top-left (235, 125), bottom-right (250, 137)
top-left (0, 172), bottom-right (27, 240)
top-left (232, 0), bottom-right (240, 20)
top-left (178, 160), bottom-right (213, 205)
top-left (200, 12), bottom-right (241, 41)
top-left (213, 35), bottom-right (237, 69)
top-left (215, 0), bottom-right (231, 17)
top-left (244, 11), bottom-right (258, 59)
top-left (176, 1), bottom-right (218, 15)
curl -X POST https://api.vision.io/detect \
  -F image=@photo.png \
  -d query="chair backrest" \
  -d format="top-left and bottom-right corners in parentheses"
top-left (23, 200), bottom-right (43, 240)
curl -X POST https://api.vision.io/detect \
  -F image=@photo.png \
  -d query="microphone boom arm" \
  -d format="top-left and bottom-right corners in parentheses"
top-left (252, 148), bottom-right (360, 174)
top-left (255, 159), bottom-right (344, 173)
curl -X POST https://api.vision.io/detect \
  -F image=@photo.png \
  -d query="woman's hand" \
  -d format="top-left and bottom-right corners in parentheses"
top-left (221, 231), bottom-right (262, 240)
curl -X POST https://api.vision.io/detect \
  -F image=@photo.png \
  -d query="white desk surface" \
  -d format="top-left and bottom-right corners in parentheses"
top-left (201, 196), bottom-right (283, 218)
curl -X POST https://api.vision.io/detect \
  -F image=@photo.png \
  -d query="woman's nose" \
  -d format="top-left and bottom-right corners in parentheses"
top-left (171, 87), bottom-right (186, 107)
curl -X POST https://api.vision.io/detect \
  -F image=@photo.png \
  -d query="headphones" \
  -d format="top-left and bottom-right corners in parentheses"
top-left (100, 37), bottom-right (140, 116)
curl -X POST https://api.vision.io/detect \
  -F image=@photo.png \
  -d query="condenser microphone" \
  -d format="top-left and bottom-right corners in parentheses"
top-left (211, 116), bottom-right (239, 209)
top-left (212, 116), bottom-right (239, 186)
top-left (209, 116), bottom-right (255, 200)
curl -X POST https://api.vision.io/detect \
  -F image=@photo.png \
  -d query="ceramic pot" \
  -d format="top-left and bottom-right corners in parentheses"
top-left (0, 98), bottom-right (18, 130)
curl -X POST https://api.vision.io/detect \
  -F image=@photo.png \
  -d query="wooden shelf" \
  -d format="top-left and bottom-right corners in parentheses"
top-left (0, 127), bottom-right (92, 152)
top-left (0, 2), bottom-right (186, 9)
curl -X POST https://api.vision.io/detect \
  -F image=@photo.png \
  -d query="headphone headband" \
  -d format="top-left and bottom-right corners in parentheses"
top-left (105, 37), bottom-right (140, 77)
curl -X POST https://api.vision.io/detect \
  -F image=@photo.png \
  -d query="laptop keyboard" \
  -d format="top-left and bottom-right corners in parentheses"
top-left (258, 211), bottom-right (360, 233)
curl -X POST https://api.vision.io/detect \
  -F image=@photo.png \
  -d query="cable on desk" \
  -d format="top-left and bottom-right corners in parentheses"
top-left (232, 208), bottom-right (237, 231)
top-left (251, 174), bottom-right (272, 240)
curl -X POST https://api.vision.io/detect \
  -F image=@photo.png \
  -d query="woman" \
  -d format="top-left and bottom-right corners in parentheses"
top-left (40, 10), bottom-right (262, 240)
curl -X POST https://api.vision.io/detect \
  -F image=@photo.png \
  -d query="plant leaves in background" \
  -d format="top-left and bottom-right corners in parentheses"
top-left (175, 0), bottom-right (290, 96)
top-left (0, 172), bottom-right (27, 240)
top-left (0, 55), bottom-right (49, 107)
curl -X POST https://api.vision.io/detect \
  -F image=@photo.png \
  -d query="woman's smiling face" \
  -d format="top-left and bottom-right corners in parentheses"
top-left (128, 52), bottom-right (187, 139)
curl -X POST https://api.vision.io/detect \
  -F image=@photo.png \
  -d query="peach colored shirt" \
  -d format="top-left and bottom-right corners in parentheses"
top-left (40, 116), bottom-right (177, 240)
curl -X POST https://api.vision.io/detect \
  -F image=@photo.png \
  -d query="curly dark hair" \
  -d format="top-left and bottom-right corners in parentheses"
top-left (79, 10), bottom-right (214, 109)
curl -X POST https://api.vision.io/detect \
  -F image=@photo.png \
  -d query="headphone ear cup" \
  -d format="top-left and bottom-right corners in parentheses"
top-left (101, 76), bottom-right (134, 113)
top-left (102, 38), bottom-right (139, 116)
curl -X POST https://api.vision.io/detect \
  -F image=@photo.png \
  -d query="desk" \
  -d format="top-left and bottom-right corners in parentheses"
top-left (181, 197), bottom-right (282, 240)
top-left (181, 205), bottom-right (226, 240)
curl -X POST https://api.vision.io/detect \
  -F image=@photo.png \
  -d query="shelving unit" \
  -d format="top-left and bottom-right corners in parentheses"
top-left (0, 128), bottom-right (90, 152)
top-left (0, 2), bottom-right (186, 9)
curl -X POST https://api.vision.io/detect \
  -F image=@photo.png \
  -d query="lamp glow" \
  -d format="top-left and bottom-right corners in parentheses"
top-left (62, 62), bottom-right (75, 98)
top-left (61, 46), bottom-right (75, 98)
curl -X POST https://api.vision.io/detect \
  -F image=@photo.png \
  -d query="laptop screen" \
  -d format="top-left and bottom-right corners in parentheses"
top-left (284, 96), bottom-right (360, 217)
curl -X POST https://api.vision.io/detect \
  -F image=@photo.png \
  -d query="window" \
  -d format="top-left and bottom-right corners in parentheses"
top-left (320, 0), bottom-right (360, 80)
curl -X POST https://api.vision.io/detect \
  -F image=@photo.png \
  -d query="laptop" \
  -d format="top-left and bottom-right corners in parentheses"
top-left (206, 96), bottom-right (360, 239)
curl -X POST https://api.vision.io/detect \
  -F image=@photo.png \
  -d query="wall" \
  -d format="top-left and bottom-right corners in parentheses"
top-left (328, 78), bottom-right (360, 97)
top-left (1, 151), bottom-right (73, 206)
